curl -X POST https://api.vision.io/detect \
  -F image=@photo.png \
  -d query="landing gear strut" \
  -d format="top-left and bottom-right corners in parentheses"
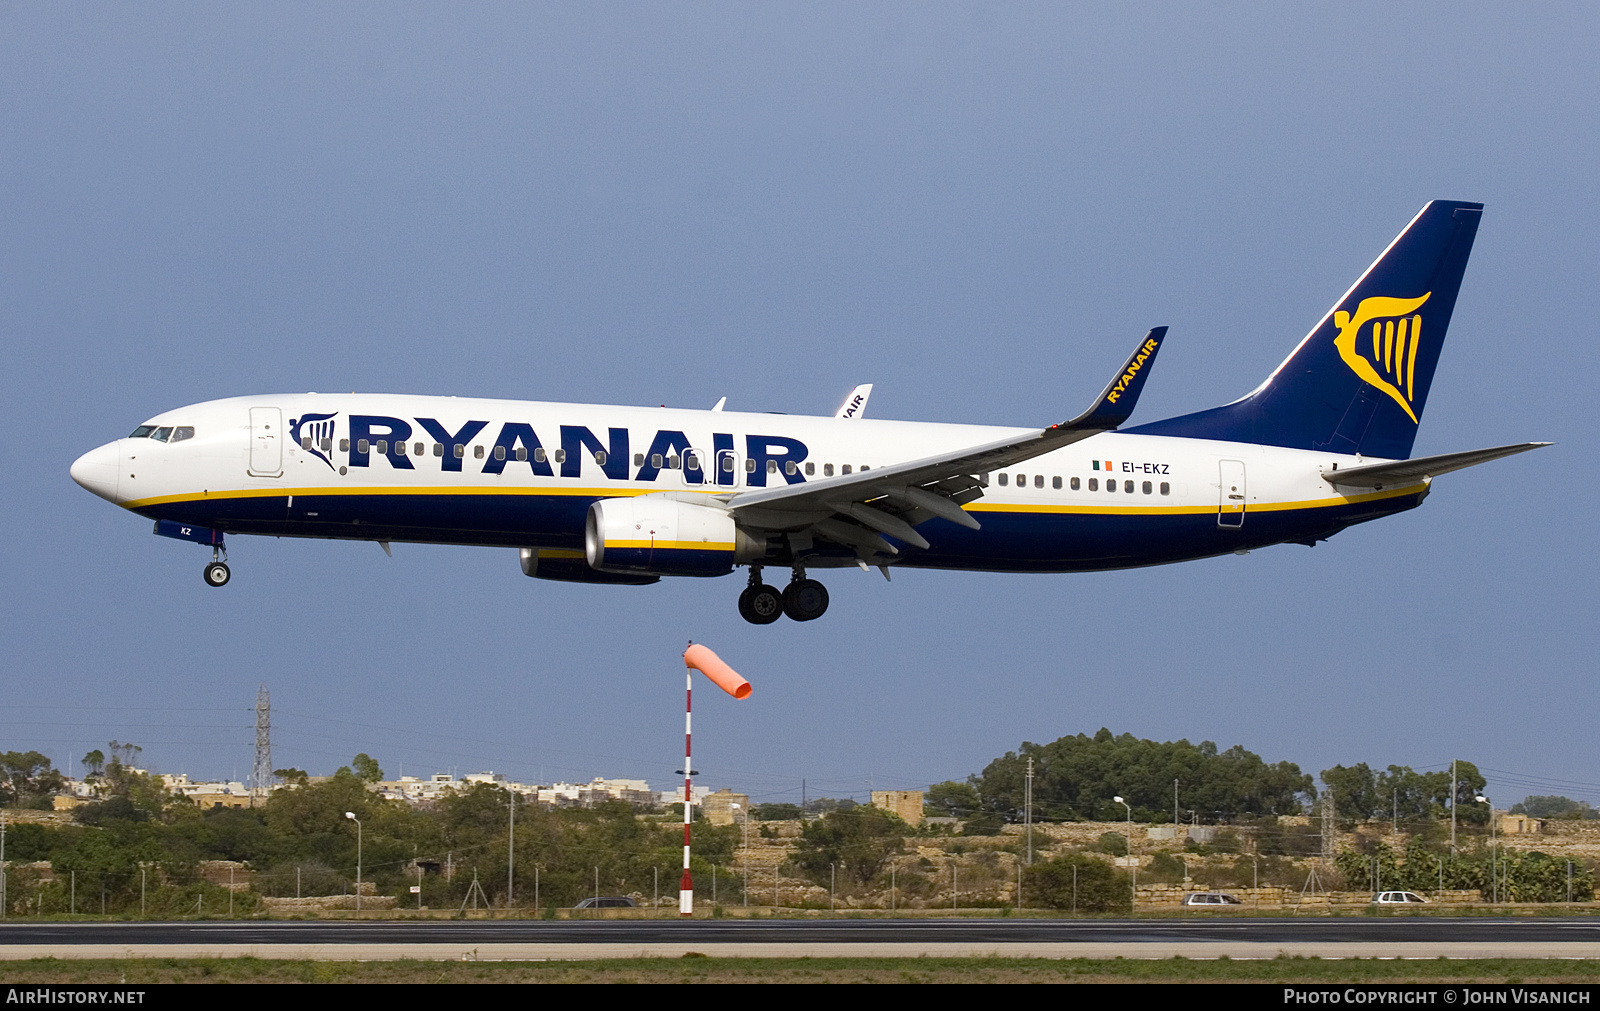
top-left (782, 566), bottom-right (829, 622)
top-left (203, 546), bottom-right (230, 587)
top-left (736, 567), bottom-right (782, 625)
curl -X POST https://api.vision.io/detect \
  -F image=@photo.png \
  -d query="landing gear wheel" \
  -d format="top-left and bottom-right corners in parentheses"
top-left (737, 584), bottom-right (783, 624)
top-left (203, 561), bottom-right (231, 587)
top-left (782, 579), bottom-right (829, 622)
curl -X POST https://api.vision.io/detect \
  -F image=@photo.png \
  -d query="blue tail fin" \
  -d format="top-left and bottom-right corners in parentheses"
top-left (1128, 200), bottom-right (1483, 459)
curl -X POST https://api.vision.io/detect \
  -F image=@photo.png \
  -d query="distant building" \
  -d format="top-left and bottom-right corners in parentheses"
top-left (1500, 813), bottom-right (1545, 835)
top-left (703, 789), bottom-right (750, 826)
top-left (872, 790), bottom-right (924, 827)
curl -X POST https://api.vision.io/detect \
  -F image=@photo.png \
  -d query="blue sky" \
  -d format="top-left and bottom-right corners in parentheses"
top-left (4, 4), bottom-right (1595, 811)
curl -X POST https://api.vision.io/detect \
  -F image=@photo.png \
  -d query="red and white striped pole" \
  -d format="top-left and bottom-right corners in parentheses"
top-left (679, 642), bottom-right (751, 918)
top-left (679, 662), bottom-right (695, 916)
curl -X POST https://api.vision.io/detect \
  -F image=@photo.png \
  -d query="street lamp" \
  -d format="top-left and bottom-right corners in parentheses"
top-left (1476, 794), bottom-right (1497, 903)
top-left (1114, 796), bottom-right (1134, 907)
top-left (345, 812), bottom-right (362, 914)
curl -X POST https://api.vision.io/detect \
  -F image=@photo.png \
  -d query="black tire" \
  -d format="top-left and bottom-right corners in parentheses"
top-left (203, 562), bottom-right (231, 587)
top-left (782, 579), bottom-right (829, 622)
top-left (737, 584), bottom-right (784, 624)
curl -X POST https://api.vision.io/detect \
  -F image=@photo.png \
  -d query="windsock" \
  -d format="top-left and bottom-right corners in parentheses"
top-left (683, 643), bottom-right (751, 699)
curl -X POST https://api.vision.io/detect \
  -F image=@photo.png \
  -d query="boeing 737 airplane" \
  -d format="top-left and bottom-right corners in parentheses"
top-left (71, 200), bottom-right (1544, 624)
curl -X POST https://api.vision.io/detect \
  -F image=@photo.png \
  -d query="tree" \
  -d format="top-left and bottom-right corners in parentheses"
top-left (1023, 854), bottom-right (1131, 913)
top-left (790, 806), bottom-right (906, 885)
top-left (274, 768), bottom-right (310, 787)
top-left (927, 780), bottom-right (981, 818)
top-left (350, 754), bottom-right (384, 783)
top-left (1510, 796), bottom-right (1597, 820)
top-left (976, 729), bottom-right (1312, 822)
top-left (81, 750), bottom-right (106, 781)
top-left (1320, 764), bottom-right (1382, 823)
top-left (0, 751), bottom-right (65, 809)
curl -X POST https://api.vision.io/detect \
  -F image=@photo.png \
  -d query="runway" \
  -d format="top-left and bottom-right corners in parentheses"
top-left (2, 918), bottom-right (1598, 960)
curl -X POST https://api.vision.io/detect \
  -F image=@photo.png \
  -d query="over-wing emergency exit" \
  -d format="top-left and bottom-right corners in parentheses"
top-left (70, 201), bottom-right (1545, 623)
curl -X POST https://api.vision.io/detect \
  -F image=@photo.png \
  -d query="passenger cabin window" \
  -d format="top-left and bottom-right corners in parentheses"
top-left (494, 446), bottom-right (506, 461)
top-left (593, 450), bottom-right (606, 465)
top-left (453, 444), bottom-right (465, 459)
top-left (515, 447), bottom-right (527, 462)
top-left (685, 452), bottom-right (700, 471)
top-left (340, 439), bottom-right (350, 452)
top-left (722, 456), bottom-right (735, 472)
top-left (414, 442), bottom-right (423, 456)
top-left (395, 441), bottom-right (406, 456)
top-left (634, 453), bottom-right (645, 466)
top-left (1069, 477), bottom-right (1079, 490)
top-left (535, 448), bottom-right (547, 463)
top-left (1160, 481), bottom-right (1170, 495)
top-left (841, 464), bottom-right (852, 475)
top-left (667, 455), bottom-right (679, 469)
top-left (997, 473), bottom-right (1008, 486)
top-left (433, 443), bottom-right (443, 457)
top-left (357, 439), bottom-right (370, 453)
top-left (824, 463), bottom-right (834, 477)
top-left (474, 445), bottom-right (485, 459)
top-left (1052, 476), bottom-right (1062, 490)
top-left (1106, 478), bottom-right (1115, 492)
top-left (302, 437), bottom-right (313, 450)
top-left (322, 438), bottom-right (333, 453)
top-left (1034, 475), bottom-right (1044, 489)
top-left (170, 427), bottom-right (194, 443)
top-left (652, 454), bottom-right (664, 468)
top-left (1088, 477), bottom-right (1098, 491)
top-left (554, 449), bottom-right (567, 463)
top-left (1124, 480), bottom-right (1134, 493)
top-left (785, 461), bottom-right (797, 476)
top-left (767, 460), bottom-right (778, 474)
top-left (375, 440), bottom-right (387, 455)
top-left (1142, 480), bottom-right (1152, 494)
top-left (745, 458), bottom-right (756, 473)
top-left (805, 462), bottom-right (815, 476)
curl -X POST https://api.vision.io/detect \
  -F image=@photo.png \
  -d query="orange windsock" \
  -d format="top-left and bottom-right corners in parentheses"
top-left (683, 643), bottom-right (751, 699)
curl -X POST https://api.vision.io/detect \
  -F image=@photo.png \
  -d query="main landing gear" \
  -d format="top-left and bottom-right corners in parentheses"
top-left (737, 566), bottom-right (828, 624)
top-left (202, 546), bottom-right (230, 587)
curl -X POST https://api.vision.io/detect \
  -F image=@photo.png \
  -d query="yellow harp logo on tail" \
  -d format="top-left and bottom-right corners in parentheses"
top-left (1332, 293), bottom-right (1432, 424)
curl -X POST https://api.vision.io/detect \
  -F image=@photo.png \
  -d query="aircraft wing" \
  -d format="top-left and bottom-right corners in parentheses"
top-left (723, 328), bottom-right (1167, 557)
top-left (1321, 442), bottom-right (1550, 489)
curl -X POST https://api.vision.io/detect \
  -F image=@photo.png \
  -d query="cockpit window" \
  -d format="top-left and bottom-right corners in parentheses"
top-left (169, 426), bottom-right (195, 443)
top-left (150, 427), bottom-right (173, 443)
top-left (129, 425), bottom-right (156, 438)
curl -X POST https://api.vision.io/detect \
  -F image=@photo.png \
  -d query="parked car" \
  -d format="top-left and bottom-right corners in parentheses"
top-left (1182, 892), bottom-right (1243, 906)
top-left (573, 896), bottom-right (638, 909)
top-left (1371, 891), bottom-right (1430, 904)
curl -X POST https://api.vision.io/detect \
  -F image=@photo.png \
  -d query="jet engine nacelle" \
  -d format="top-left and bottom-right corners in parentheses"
top-left (586, 497), bottom-right (757, 577)
top-left (519, 547), bottom-right (659, 585)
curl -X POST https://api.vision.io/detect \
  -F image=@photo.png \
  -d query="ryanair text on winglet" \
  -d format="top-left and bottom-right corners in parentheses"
top-left (1105, 336), bottom-right (1161, 404)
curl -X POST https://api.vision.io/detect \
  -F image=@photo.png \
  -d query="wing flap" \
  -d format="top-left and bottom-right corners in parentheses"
top-left (726, 328), bottom-right (1168, 556)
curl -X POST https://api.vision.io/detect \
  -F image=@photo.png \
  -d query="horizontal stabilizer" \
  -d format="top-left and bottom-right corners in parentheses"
top-left (1322, 442), bottom-right (1549, 488)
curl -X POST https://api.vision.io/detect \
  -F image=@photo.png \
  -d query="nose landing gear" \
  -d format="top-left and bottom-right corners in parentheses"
top-left (203, 546), bottom-right (230, 587)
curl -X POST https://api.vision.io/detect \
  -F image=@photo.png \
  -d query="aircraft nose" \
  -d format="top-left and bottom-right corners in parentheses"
top-left (70, 442), bottom-right (121, 503)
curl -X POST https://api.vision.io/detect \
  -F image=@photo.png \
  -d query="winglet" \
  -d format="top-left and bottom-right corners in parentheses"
top-left (1056, 327), bottom-right (1168, 431)
top-left (835, 384), bottom-right (873, 419)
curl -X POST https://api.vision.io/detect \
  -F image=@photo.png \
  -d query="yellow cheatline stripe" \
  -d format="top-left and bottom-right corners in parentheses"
top-left (964, 482), bottom-right (1425, 517)
top-left (122, 484), bottom-right (727, 510)
top-left (126, 480), bottom-right (1425, 518)
top-left (606, 541), bottom-right (736, 552)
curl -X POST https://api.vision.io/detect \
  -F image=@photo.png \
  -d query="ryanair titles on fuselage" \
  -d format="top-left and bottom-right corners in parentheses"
top-left (289, 411), bottom-right (810, 487)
